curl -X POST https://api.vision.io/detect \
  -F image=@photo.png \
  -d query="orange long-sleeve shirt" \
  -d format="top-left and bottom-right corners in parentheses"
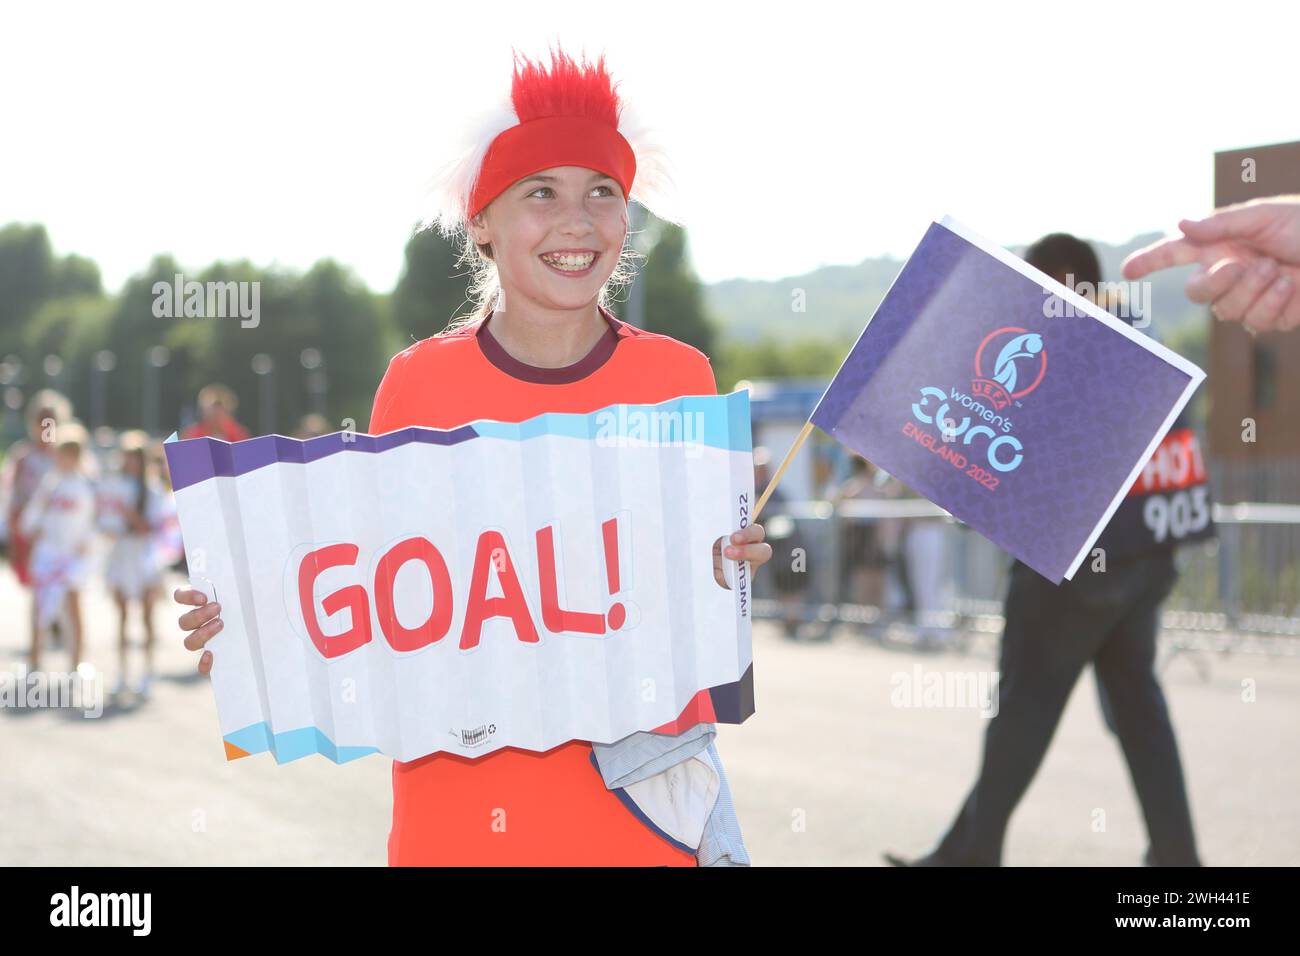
top-left (368, 306), bottom-right (717, 866)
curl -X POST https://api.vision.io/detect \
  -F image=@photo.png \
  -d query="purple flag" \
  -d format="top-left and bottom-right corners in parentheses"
top-left (810, 217), bottom-right (1205, 583)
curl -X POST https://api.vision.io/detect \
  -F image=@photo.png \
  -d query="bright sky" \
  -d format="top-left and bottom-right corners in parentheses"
top-left (4, 0), bottom-right (1296, 293)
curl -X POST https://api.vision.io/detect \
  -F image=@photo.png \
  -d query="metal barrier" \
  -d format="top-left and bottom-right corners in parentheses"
top-left (753, 499), bottom-right (1300, 657)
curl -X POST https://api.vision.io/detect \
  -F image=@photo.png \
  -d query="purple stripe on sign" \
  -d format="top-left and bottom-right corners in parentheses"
top-left (163, 425), bottom-right (482, 491)
top-left (709, 664), bottom-right (755, 723)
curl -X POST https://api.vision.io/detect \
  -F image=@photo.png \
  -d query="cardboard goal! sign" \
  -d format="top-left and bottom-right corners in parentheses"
top-left (163, 392), bottom-right (755, 764)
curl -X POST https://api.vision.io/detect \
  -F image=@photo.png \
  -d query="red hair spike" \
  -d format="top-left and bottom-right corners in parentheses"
top-left (509, 45), bottom-right (622, 128)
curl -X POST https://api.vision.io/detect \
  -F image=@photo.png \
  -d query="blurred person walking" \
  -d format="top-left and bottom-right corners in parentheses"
top-left (19, 421), bottom-right (96, 674)
top-left (97, 430), bottom-right (170, 696)
top-left (900, 514), bottom-right (949, 650)
top-left (830, 456), bottom-right (890, 612)
top-left (2, 390), bottom-right (73, 588)
top-left (886, 234), bottom-right (1201, 867)
top-left (181, 384), bottom-right (251, 442)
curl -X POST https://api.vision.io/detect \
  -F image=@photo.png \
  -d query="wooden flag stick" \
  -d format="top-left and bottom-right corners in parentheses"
top-left (753, 420), bottom-right (815, 522)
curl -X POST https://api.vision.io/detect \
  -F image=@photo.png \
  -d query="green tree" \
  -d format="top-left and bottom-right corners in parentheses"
top-left (103, 254), bottom-right (192, 431)
top-left (0, 223), bottom-right (103, 356)
top-left (0, 223), bottom-right (57, 352)
top-left (0, 223), bottom-right (109, 432)
top-left (630, 219), bottom-right (715, 356)
top-left (293, 259), bottom-right (392, 429)
top-left (22, 294), bottom-right (114, 418)
top-left (53, 253), bottom-right (102, 298)
top-left (712, 335), bottom-right (852, 393)
top-left (391, 226), bottom-right (471, 341)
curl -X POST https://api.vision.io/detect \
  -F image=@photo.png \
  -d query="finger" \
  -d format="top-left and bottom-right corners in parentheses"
top-left (1121, 236), bottom-right (1202, 280)
top-left (725, 542), bottom-right (772, 564)
top-left (730, 524), bottom-right (766, 545)
top-left (1241, 273), bottom-right (1294, 332)
top-left (1179, 202), bottom-right (1273, 245)
top-left (174, 587), bottom-right (208, 607)
top-left (178, 601), bottom-right (221, 632)
top-left (199, 650), bottom-right (213, 676)
top-left (182, 614), bottom-right (225, 651)
top-left (1186, 258), bottom-right (1248, 306)
top-left (1208, 257), bottom-right (1278, 319)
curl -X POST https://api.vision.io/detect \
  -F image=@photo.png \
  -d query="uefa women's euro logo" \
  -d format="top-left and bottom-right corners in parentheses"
top-left (971, 327), bottom-right (1047, 411)
top-left (906, 326), bottom-right (1048, 479)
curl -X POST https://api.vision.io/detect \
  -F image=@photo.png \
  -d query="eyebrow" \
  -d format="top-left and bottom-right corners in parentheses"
top-left (517, 172), bottom-right (616, 189)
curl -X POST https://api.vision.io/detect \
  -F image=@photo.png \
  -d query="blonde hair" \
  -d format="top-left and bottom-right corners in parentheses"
top-left (26, 388), bottom-right (73, 428)
top-left (118, 428), bottom-right (150, 453)
top-left (54, 420), bottom-right (89, 454)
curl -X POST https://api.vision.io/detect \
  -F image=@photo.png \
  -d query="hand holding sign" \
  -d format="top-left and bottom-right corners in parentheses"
top-left (177, 584), bottom-right (222, 675)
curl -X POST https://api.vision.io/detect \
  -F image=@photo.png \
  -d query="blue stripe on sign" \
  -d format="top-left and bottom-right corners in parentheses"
top-left (224, 721), bottom-right (379, 765)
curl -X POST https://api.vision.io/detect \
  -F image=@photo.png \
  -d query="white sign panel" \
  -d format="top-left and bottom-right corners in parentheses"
top-left (164, 393), bottom-right (755, 764)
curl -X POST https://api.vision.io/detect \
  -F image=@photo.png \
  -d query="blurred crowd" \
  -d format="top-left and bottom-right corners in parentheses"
top-left (755, 447), bottom-right (950, 645)
top-left (0, 382), bottom-right (332, 698)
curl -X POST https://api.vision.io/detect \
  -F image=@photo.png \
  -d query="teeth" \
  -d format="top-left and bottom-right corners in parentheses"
top-left (541, 252), bottom-right (596, 271)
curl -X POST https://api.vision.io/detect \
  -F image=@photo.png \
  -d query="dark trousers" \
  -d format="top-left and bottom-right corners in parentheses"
top-left (933, 551), bottom-right (1200, 866)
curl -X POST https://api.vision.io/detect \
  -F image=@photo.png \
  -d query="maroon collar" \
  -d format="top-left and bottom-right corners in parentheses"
top-left (476, 306), bottom-right (626, 384)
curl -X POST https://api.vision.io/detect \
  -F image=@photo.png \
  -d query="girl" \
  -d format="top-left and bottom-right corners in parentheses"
top-left (98, 430), bottom-right (169, 696)
top-left (175, 46), bottom-right (771, 866)
top-left (2, 390), bottom-right (72, 652)
top-left (3, 392), bottom-right (70, 582)
top-left (20, 420), bottom-right (96, 673)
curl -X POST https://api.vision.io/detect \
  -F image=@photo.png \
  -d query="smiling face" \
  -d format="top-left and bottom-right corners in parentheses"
top-left (468, 165), bottom-right (628, 313)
